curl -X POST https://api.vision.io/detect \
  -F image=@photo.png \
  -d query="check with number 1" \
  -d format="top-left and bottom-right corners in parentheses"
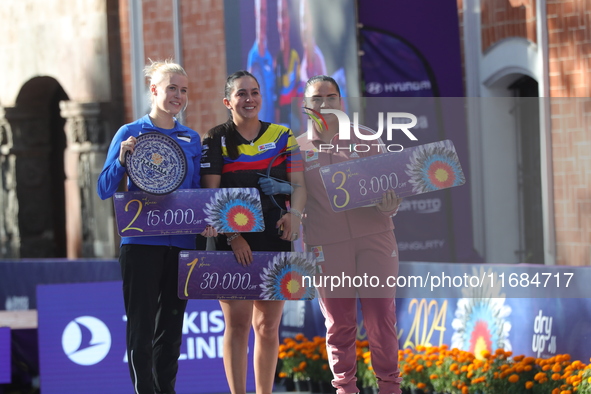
top-left (319, 140), bottom-right (465, 212)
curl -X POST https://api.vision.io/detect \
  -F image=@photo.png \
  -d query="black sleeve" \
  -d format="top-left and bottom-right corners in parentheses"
top-left (200, 129), bottom-right (224, 175)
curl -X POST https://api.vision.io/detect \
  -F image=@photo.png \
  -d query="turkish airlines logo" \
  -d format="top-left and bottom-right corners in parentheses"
top-left (62, 316), bottom-right (111, 365)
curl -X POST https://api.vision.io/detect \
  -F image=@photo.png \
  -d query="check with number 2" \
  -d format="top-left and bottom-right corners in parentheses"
top-left (113, 188), bottom-right (265, 236)
top-left (319, 140), bottom-right (466, 212)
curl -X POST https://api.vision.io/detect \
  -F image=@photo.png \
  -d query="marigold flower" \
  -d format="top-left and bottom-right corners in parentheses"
top-left (523, 357), bottom-right (536, 364)
top-left (508, 374), bottom-right (520, 383)
top-left (295, 333), bottom-right (306, 341)
top-left (525, 381), bottom-right (534, 389)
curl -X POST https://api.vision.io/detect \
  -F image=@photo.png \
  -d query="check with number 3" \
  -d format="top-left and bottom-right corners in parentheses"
top-left (319, 140), bottom-right (466, 212)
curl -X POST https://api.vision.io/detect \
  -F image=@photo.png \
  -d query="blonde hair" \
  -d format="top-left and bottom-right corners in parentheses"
top-left (143, 59), bottom-right (188, 105)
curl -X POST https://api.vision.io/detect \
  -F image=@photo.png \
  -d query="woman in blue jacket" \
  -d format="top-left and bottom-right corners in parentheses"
top-left (97, 59), bottom-right (214, 394)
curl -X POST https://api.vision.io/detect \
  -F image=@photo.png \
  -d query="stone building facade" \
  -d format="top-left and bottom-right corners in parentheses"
top-left (459, 0), bottom-right (590, 266)
top-left (0, 0), bottom-right (227, 259)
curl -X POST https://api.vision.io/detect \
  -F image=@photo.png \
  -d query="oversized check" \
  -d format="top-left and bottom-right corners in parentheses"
top-left (319, 140), bottom-right (465, 212)
top-left (178, 251), bottom-right (316, 300)
top-left (113, 188), bottom-right (264, 236)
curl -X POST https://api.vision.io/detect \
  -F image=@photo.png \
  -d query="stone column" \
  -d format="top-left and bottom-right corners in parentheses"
top-left (60, 101), bottom-right (116, 258)
top-left (0, 107), bottom-right (20, 258)
top-left (2, 105), bottom-right (55, 257)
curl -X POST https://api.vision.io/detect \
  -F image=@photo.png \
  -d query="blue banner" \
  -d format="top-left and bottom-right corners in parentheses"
top-left (0, 326), bottom-right (10, 384)
top-left (37, 281), bottom-right (255, 394)
top-left (0, 259), bottom-right (120, 311)
top-left (358, 1), bottom-right (478, 263)
top-left (32, 263), bottom-right (591, 393)
top-left (392, 297), bottom-right (591, 362)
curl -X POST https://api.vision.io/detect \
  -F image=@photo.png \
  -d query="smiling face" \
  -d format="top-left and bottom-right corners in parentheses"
top-left (224, 76), bottom-right (262, 122)
top-left (151, 72), bottom-right (188, 117)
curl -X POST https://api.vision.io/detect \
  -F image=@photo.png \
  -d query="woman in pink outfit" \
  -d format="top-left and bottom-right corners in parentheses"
top-left (296, 75), bottom-right (403, 394)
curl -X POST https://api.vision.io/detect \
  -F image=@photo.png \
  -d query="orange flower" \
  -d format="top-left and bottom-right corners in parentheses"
top-left (508, 374), bottom-right (520, 383)
top-left (525, 381), bottom-right (534, 389)
top-left (523, 356), bottom-right (536, 364)
top-left (294, 333), bottom-right (306, 341)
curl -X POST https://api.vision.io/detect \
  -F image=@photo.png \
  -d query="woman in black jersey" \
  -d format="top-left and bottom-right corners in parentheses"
top-left (199, 70), bottom-right (306, 394)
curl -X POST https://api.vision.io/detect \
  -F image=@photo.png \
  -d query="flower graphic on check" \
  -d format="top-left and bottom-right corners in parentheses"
top-left (203, 188), bottom-right (264, 233)
top-left (259, 252), bottom-right (316, 300)
top-left (405, 140), bottom-right (465, 194)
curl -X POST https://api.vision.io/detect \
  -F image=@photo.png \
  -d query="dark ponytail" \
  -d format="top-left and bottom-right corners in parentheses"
top-left (304, 75), bottom-right (341, 96)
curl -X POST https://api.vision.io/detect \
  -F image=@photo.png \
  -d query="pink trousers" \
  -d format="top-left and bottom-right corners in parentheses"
top-left (310, 231), bottom-right (402, 394)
